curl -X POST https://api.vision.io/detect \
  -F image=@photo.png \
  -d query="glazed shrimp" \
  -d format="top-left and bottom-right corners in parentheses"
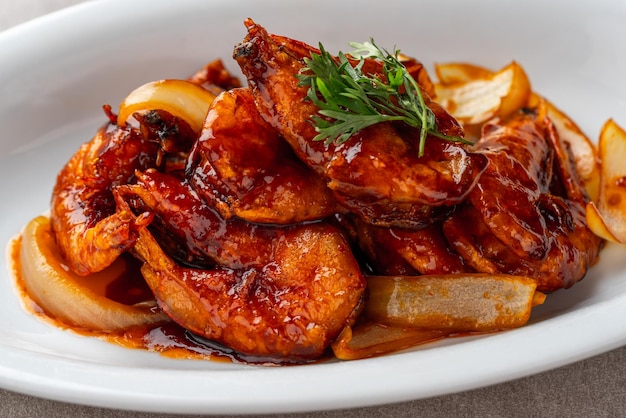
top-left (50, 100), bottom-right (203, 276)
top-left (50, 121), bottom-right (159, 276)
top-left (49, 60), bottom-right (235, 276)
top-left (118, 169), bottom-right (279, 268)
top-left (233, 20), bottom-right (487, 228)
top-left (443, 110), bottom-right (603, 292)
top-left (117, 169), bottom-right (366, 360)
top-left (353, 219), bottom-right (469, 276)
top-left (186, 87), bottom-right (338, 224)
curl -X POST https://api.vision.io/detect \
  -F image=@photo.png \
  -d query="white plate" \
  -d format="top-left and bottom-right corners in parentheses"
top-left (1, 0), bottom-right (626, 414)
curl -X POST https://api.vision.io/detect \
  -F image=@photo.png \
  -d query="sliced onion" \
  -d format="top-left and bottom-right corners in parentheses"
top-left (19, 215), bottom-right (169, 332)
top-left (332, 322), bottom-right (449, 360)
top-left (332, 271), bottom-right (546, 360)
top-left (586, 119), bottom-right (626, 243)
top-left (434, 61), bottom-right (531, 126)
top-left (586, 201), bottom-right (620, 242)
top-left (364, 274), bottom-right (545, 332)
top-left (434, 62), bottom-right (493, 86)
top-left (117, 79), bottom-right (217, 133)
top-left (527, 93), bottom-right (601, 201)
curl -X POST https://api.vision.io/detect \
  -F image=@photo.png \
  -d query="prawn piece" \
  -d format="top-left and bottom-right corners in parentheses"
top-left (116, 171), bottom-right (366, 360)
top-left (353, 220), bottom-right (469, 276)
top-left (51, 102), bottom-right (200, 276)
top-left (186, 87), bottom-right (339, 224)
top-left (233, 19), bottom-right (487, 228)
top-left (50, 121), bottom-right (158, 276)
top-left (443, 110), bottom-right (603, 292)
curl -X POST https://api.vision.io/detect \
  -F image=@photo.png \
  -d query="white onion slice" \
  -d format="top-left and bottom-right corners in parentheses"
top-left (19, 215), bottom-right (168, 332)
top-left (434, 61), bottom-right (531, 126)
top-left (117, 79), bottom-right (216, 133)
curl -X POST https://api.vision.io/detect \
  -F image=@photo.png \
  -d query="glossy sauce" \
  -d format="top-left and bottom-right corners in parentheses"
top-left (234, 21), bottom-right (489, 230)
top-left (8, 235), bottom-right (316, 366)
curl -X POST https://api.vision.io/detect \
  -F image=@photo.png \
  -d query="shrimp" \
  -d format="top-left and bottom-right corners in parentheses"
top-left (50, 120), bottom-right (159, 276)
top-left (186, 87), bottom-right (339, 224)
top-left (118, 169), bottom-right (279, 268)
top-left (233, 19), bottom-right (487, 229)
top-left (186, 58), bottom-right (242, 94)
top-left (352, 219), bottom-right (468, 276)
top-left (50, 106), bottom-right (199, 276)
top-left (50, 60), bottom-right (239, 276)
top-left (443, 110), bottom-right (603, 292)
top-left (116, 169), bottom-right (366, 360)
top-left (340, 109), bottom-right (602, 292)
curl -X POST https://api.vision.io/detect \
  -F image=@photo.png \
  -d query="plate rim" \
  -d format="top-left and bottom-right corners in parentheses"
top-left (1, 0), bottom-right (626, 414)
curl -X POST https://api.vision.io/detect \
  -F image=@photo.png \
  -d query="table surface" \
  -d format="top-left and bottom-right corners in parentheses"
top-left (2, 1), bottom-right (626, 417)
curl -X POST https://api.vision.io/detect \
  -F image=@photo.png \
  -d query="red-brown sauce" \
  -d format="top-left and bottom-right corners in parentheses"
top-left (8, 235), bottom-right (317, 366)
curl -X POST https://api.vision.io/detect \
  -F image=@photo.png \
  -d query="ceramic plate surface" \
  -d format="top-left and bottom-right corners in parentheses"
top-left (1, 0), bottom-right (625, 414)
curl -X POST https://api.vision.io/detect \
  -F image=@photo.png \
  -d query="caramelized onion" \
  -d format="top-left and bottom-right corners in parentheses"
top-left (332, 323), bottom-right (449, 360)
top-left (117, 79), bottom-right (216, 133)
top-left (586, 119), bottom-right (626, 243)
top-left (526, 93), bottom-right (601, 201)
top-left (434, 62), bottom-right (493, 86)
top-left (434, 61), bottom-right (531, 126)
top-left (19, 216), bottom-right (168, 332)
top-left (364, 274), bottom-right (545, 332)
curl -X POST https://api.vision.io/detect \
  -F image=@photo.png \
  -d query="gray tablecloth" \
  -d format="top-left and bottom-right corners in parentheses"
top-left (1, 1), bottom-right (625, 417)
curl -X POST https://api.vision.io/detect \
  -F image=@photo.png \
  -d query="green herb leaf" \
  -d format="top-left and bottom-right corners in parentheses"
top-left (297, 39), bottom-right (468, 156)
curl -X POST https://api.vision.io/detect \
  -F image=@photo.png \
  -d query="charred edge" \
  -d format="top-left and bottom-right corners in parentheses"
top-left (233, 41), bottom-right (257, 60)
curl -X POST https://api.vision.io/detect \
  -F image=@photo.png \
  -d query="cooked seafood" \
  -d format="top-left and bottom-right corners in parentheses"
top-left (18, 20), bottom-right (608, 362)
top-left (443, 111), bottom-right (603, 292)
top-left (352, 220), bottom-right (468, 276)
top-left (234, 19), bottom-right (488, 229)
top-left (50, 121), bottom-right (159, 276)
top-left (49, 65), bottom-right (230, 276)
top-left (116, 172), bottom-right (365, 360)
top-left (119, 168), bottom-right (331, 270)
top-left (346, 111), bottom-right (602, 292)
top-left (186, 87), bottom-right (338, 224)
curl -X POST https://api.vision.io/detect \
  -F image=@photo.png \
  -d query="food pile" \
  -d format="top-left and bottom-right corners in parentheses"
top-left (14, 19), bottom-right (626, 363)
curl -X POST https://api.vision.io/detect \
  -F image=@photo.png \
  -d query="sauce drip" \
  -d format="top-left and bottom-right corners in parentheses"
top-left (8, 235), bottom-right (315, 366)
